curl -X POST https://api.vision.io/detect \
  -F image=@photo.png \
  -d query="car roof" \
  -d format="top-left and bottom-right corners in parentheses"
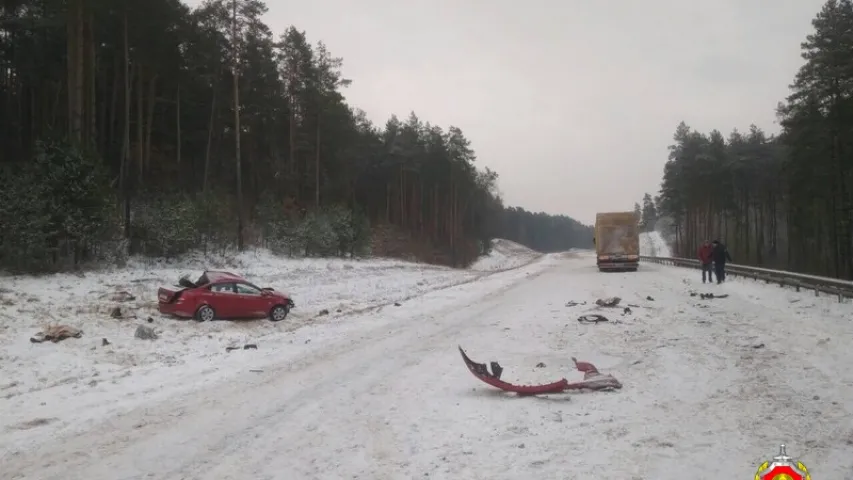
top-left (204, 270), bottom-right (246, 283)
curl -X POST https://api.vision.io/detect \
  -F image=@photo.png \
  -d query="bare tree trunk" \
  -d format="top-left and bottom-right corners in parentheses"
top-left (143, 75), bottom-right (158, 171)
top-left (121, 9), bottom-right (131, 241)
top-left (66, 0), bottom-right (82, 140)
top-left (232, 0), bottom-right (244, 250)
top-left (135, 67), bottom-right (143, 179)
top-left (176, 86), bottom-right (181, 165)
top-left (203, 85), bottom-right (216, 193)
top-left (315, 117), bottom-right (320, 206)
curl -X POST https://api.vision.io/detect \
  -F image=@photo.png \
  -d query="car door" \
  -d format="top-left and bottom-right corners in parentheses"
top-left (207, 282), bottom-right (238, 318)
top-left (234, 282), bottom-right (268, 318)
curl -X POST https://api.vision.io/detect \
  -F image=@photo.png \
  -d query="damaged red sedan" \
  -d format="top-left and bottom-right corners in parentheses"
top-left (158, 270), bottom-right (295, 322)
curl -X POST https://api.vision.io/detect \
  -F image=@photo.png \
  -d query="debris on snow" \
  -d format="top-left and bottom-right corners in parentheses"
top-left (134, 325), bottom-right (157, 340)
top-left (30, 325), bottom-right (82, 343)
top-left (595, 297), bottom-right (621, 307)
top-left (565, 300), bottom-right (587, 307)
top-left (105, 291), bottom-right (136, 302)
top-left (226, 343), bottom-right (258, 352)
top-left (578, 314), bottom-right (609, 324)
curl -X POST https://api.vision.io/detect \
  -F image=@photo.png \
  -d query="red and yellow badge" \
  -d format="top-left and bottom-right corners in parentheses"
top-left (754, 444), bottom-right (811, 480)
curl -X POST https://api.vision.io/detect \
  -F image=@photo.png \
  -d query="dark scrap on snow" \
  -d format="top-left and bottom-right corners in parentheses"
top-left (578, 314), bottom-right (609, 324)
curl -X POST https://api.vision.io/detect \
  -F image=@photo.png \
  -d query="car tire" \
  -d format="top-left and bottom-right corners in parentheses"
top-left (269, 304), bottom-right (290, 322)
top-left (196, 305), bottom-right (216, 322)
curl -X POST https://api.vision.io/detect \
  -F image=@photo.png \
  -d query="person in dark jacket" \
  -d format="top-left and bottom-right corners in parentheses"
top-left (697, 240), bottom-right (714, 283)
top-left (711, 239), bottom-right (732, 283)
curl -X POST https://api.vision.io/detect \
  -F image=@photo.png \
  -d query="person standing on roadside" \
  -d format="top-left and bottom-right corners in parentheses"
top-left (711, 239), bottom-right (732, 284)
top-left (697, 240), bottom-right (714, 283)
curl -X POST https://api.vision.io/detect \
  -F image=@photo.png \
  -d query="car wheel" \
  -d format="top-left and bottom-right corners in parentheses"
top-left (269, 304), bottom-right (290, 322)
top-left (196, 305), bottom-right (216, 322)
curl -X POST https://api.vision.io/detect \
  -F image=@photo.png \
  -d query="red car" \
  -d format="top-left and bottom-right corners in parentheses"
top-left (157, 270), bottom-right (295, 322)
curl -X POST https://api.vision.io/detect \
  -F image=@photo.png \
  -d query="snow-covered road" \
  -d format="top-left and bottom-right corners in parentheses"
top-left (4, 251), bottom-right (853, 479)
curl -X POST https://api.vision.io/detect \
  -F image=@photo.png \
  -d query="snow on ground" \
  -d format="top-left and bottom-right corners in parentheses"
top-left (0, 247), bottom-right (540, 448)
top-left (3, 251), bottom-right (853, 479)
top-left (640, 230), bottom-right (672, 257)
top-left (469, 238), bottom-right (541, 272)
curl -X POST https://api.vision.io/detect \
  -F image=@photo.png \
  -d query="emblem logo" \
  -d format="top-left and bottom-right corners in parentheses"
top-left (754, 444), bottom-right (811, 480)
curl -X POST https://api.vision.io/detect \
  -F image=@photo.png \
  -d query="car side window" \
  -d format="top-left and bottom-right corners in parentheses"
top-left (210, 283), bottom-right (236, 294)
top-left (235, 283), bottom-right (261, 295)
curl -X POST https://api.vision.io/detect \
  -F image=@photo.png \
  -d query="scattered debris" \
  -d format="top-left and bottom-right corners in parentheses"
top-left (595, 297), bottom-right (621, 307)
top-left (318, 309), bottom-right (330, 316)
top-left (699, 293), bottom-right (729, 299)
top-left (30, 325), bottom-right (83, 343)
top-left (622, 307), bottom-right (632, 315)
top-left (109, 291), bottom-right (136, 302)
top-left (147, 317), bottom-right (153, 323)
top-left (565, 300), bottom-right (587, 307)
top-left (102, 338), bottom-right (110, 346)
top-left (458, 346), bottom-right (622, 395)
top-left (110, 307), bottom-right (122, 319)
top-left (134, 325), bottom-right (158, 340)
top-left (752, 343), bottom-right (765, 349)
top-left (249, 369), bottom-right (263, 373)
top-left (578, 314), bottom-right (609, 324)
top-left (535, 362), bottom-right (546, 368)
top-left (10, 417), bottom-right (58, 430)
top-left (226, 343), bottom-right (258, 352)
top-left (646, 296), bottom-right (654, 301)
top-left (394, 302), bottom-right (401, 307)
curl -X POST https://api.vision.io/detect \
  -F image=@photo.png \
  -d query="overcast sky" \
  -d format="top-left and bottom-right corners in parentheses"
top-left (191, 0), bottom-right (826, 224)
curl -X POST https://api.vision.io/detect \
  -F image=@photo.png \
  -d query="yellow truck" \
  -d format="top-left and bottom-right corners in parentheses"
top-left (593, 211), bottom-right (639, 271)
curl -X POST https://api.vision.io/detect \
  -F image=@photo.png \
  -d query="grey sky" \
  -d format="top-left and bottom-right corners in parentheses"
top-left (192, 0), bottom-right (826, 224)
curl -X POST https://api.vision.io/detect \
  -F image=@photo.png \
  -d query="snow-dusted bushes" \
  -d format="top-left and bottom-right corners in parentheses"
top-left (255, 196), bottom-right (370, 257)
top-left (0, 140), bottom-right (373, 273)
top-left (0, 138), bottom-right (115, 272)
top-left (130, 190), bottom-right (234, 258)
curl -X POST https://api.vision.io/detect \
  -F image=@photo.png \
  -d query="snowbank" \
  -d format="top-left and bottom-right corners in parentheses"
top-left (469, 238), bottom-right (541, 271)
top-left (0, 244), bottom-right (541, 415)
top-left (0, 250), bottom-right (480, 404)
top-left (639, 231), bottom-right (672, 257)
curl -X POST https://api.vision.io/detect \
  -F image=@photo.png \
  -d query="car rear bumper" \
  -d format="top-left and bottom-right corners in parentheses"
top-left (158, 303), bottom-right (194, 318)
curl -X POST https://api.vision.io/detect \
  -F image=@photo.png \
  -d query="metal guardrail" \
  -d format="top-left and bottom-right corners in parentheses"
top-left (640, 255), bottom-right (853, 302)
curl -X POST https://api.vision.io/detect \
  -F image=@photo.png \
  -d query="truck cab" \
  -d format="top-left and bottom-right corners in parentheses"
top-left (594, 211), bottom-right (639, 272)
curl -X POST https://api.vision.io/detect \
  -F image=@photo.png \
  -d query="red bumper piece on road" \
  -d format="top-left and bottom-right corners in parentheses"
top-left (459, 346), bottom-right (622, 395)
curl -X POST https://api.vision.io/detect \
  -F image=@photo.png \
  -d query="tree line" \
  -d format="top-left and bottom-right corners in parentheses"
top-left (0, 0), bottom-right (592, 272)
top-left (652, 0), bottom-right (853, 279)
